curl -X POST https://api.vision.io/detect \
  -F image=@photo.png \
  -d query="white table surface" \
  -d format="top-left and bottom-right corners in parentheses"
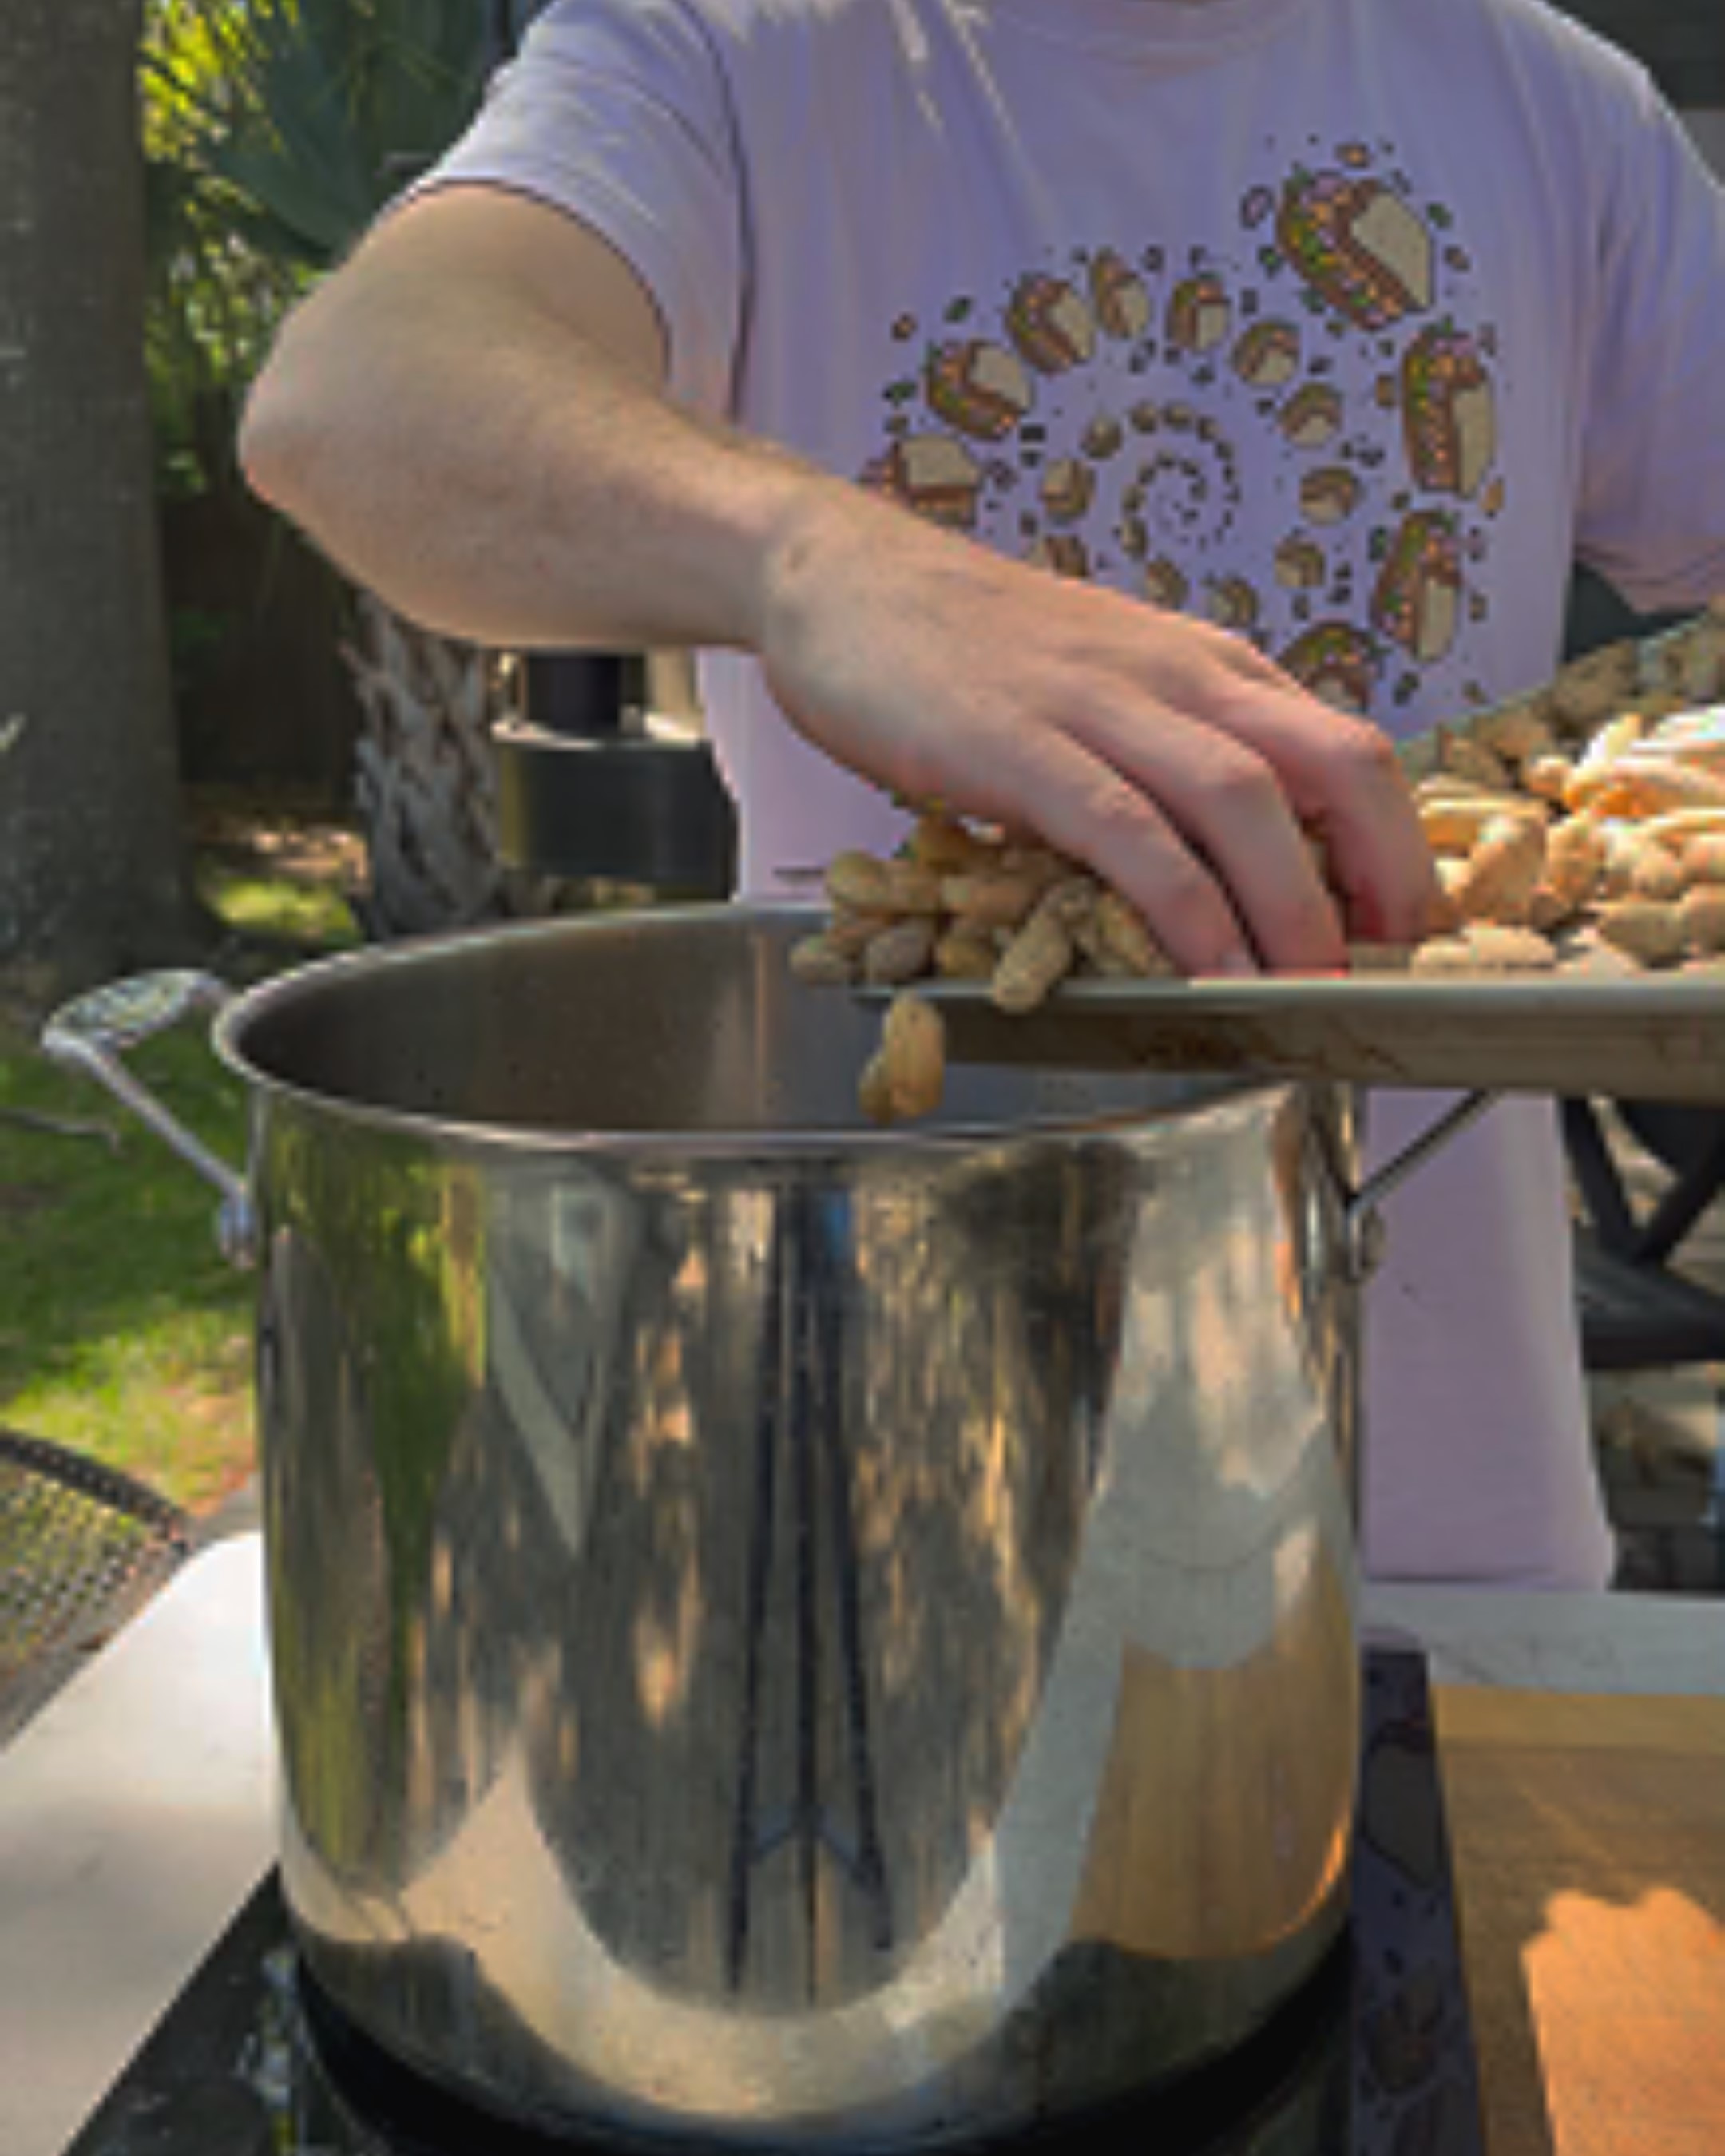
top-left (1, 1532), bottom-right (1719, 2156)
top-left (0, 1536), bottom-right (275, 2156)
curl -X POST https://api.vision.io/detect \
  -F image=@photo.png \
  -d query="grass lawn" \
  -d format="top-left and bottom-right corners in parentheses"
top-left (0, 797), bottom-right (363, 1518)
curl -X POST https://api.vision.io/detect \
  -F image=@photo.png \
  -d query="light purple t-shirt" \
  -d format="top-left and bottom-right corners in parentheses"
top-left (418, 0), bottom-right (1725, 1586)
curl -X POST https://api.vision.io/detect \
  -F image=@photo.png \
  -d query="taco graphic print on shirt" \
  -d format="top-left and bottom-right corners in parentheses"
top-left (860, 140), bottom-right (1505, 725)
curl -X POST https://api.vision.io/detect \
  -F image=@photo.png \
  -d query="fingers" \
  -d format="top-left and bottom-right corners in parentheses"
top-left (922, 720), bottom-right (1338, 977)
top-left (1059, 696), bottom-right (1354, 973)
top-left (1193, 672), bottom-right (1443, 947)
top-left (760, 509), bottom-right (1438, 971)
top-left (1016, 612), bottom-right (1436, 965)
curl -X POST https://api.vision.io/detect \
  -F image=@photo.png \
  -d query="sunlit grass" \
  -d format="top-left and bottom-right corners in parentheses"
top-left (0, 830), bottom-right (365, 1520)
top-left (196, 858), bottom-right (361, 949)
top-left (3, 1314), bottom-right (255, 1516)
top-left (1, 1020), bottom-right (259, 1516)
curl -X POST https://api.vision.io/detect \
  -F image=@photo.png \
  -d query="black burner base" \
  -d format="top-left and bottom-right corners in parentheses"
top-left (65, 1648), bottom-right (1485, 2156)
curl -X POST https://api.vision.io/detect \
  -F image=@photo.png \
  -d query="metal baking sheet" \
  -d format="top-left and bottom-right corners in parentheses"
top-left (864, 973), bottom-right (1725, 1102)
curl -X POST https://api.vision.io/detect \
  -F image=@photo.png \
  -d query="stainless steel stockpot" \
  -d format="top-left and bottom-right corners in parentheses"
top-left (47, 906), bottom-right (1368, 2150)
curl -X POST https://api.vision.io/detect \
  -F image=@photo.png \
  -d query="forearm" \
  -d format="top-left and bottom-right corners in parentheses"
top-left (240, 261), bottom-right (846, 654)
top-left (236, 202), bottom-right (1440, 974)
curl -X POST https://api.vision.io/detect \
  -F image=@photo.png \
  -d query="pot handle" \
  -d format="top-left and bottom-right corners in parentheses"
top-left (1338, 1088), bottom-right (1501, 1283)
top-left (40, 971), bottom-right (258, 1267)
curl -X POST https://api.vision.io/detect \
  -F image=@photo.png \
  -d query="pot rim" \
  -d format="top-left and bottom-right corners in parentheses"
top-left (212, 905), bottom-right (1282, 1160)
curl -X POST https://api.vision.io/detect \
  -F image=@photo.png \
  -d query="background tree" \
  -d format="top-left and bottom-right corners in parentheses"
top-left (0, 0), bottom-right (192, 991)
top-left (145, 0), bottom-right (555, 937)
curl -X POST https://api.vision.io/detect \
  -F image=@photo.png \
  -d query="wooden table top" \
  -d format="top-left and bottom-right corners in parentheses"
top-left (1435, 1686), bottom-right (1725, 2156)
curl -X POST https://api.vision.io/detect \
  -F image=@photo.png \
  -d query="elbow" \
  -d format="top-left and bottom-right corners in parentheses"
top-left (236, 365), bottom-right (315, 521)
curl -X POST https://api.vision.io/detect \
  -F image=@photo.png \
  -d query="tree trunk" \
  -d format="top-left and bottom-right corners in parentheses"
top-left (0, 0), bottom-right (190, 993)
top-left (343, 593), bottom-right (519, 939)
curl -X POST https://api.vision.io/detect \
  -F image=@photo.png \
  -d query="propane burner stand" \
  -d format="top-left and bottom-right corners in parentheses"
top-left (64, 1647), bottom-right (1487, 2156)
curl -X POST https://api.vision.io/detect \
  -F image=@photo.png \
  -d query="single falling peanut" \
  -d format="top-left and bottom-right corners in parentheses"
top-left (875, 992), bottom-right (947, 1120)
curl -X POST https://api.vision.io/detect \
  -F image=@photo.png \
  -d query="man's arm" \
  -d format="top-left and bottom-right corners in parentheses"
top-left (239, 189), bottom-right (802, 653)
top-left (241, 187), bottom-right (1437, 977)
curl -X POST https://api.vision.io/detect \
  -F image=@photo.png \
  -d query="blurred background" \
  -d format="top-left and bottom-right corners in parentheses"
top-left (0, 0), bottom-right (1719, 1582)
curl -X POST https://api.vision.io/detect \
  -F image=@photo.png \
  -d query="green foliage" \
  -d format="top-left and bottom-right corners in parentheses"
top-left (141, 0), bottom-right (497, 493)
top-left (145, 0), bottom-right (493, 269)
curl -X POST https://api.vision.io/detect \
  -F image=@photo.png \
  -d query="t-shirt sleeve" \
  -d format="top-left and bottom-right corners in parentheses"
top-left (406, 0), bottom-right (744, 414)
top-left (1576, 73), bottom-right (1725, 610)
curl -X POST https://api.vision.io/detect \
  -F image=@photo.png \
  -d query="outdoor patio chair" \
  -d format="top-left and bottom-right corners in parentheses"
top-left (0, 1427), bottom-right (191, 1744)
top-left (1564, 1099), bottom-right (1725, 1373)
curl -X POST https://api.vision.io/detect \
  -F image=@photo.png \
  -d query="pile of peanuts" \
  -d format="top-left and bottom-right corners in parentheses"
top-left (1401, 602), bottom-right (1725, 979)
top-left (791, 819), bottom-right (1175, 1120)
top-left (792, 604), bottom-right (1725, 1124)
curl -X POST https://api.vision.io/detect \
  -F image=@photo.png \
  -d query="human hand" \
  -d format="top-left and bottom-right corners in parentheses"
top-left (755, 485), bottom-right (1441, 977)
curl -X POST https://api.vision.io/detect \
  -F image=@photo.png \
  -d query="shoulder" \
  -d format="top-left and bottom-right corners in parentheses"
top-left (525, 0), bottom-right (890, 47)
top-left (1370, 0), bottom-right (1668, 189)
top-left (1394, 0), bottom-right (1656, 106)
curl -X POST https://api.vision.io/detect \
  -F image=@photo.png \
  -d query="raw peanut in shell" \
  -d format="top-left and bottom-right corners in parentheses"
top-left (1540, 814), bottom-right (1607, 914)
top-left (1069, 910), bottom-right (1131, 977)
top-left (1414, 774), bottom-right (1501, 804)
top-left (826, 850), bottom-right (894, 911)
top-left (1419, 795), bottom-right (1541, 854)
top-left (1438, 734), bottom-right (1513, 791)
top-left (1549, 640), bottom-right (1638, 728)
top-left (881, 858), bottom-right (948, 914)
top-left (999, 844), bottom-right (1073, 888)
top-left (934, 926), bottom-right (999, 980)
top-left (1528, 886), bottom-right (1573, 934)
top-left (1040, 875), bottom-right (1104, 930)
top-left (941, 869), bottom-right (1045, 930)
top-left (1648, 616), bottom-right (1725, 705)
top-left (993, 892), bottom-right (1079, 1013)
top-left (1410, 937), bottom-right (1477, 977)
top-left (1596, 822), bottom-right (1643, 899)
top-left (1434, 855), bottom-right (1471, 910)
top-left (862, 917), bottom-right (938, 985)
top-left (858, 1051), bottom-right (898, 1125)
top-left (1593, 898), bottom-right (1687, 969)
top-left (1580, 755), bottom-right (1725, 820)
top-left (1678, 886), bottom-right (1725, 957)
top-left (1552, 929), bottom-right (1643, 979)
top-left (1634, 723), bottom-right (1725, 778)
top-left (1460, 923), bottom-right (1558, 971)
top-left (1448, 814), bottom-right (1546, 925)
top-left (1640, 808), bottom-right (1725, 846)
top-left (827, 907), bottom-right (898, 956)
top-left (1096, 890), bottom-right (1175, 976)
top-left (1470, 699), bottom-right (1558, 767)
top-left (878, 992), bottom-right (946, 1120)
top-left (790, 933), bottom-right (860, 986)
top-left (907, 813), bottom-right (995, 873)
top-left (1521, 753), bottom-right (1576, 804)
top-left (1576, 708), bottom-right (1648, 767)
top-left (1627, 842), bottom-right (1689, 903)
top-left (1683, 834), bottom-right (1725, 886)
